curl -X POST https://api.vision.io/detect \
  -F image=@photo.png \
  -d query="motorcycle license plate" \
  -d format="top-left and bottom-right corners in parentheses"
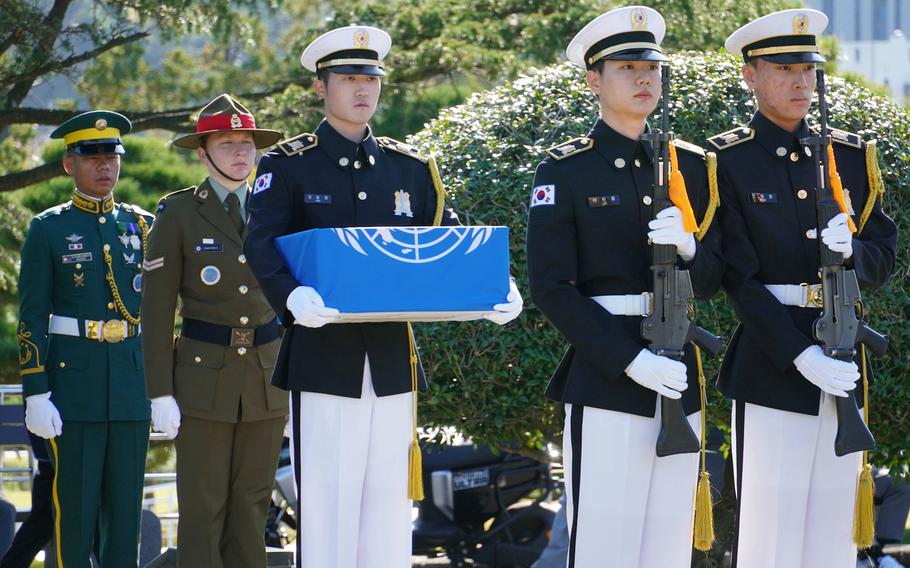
top-left (452, 468), bottom-right (490, 491)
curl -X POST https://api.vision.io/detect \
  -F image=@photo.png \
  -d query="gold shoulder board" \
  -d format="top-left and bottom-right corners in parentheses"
top-left (377, 136), bottom-right (428, 163)
top-left (830, 128), bottom-right (864, 149)
top-left (673, 138), bottom-right (706, 158)
top-left (707, 127), bottom-right (755, 151)
top-left (277, 133), bottom-right (318, 157)
top-left (545, 137), bottom-right (594, 161)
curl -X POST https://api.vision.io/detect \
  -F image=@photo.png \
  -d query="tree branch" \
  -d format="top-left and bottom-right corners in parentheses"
top-left (0, 162), bottom-right (62, 194)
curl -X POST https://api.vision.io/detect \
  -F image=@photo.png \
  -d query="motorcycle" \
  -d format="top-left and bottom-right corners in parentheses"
top-left (266, 439), bottom-right (558, 567)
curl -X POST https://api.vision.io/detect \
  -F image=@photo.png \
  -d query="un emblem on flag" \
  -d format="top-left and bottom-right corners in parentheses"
top-left (334, 227), bottom-right (496, 264)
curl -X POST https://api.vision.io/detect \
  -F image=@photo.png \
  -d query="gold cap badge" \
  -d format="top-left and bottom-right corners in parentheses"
top-left (95, 118), bottom-right (108, 130)
top-left (230, 113), bottom-right (242, 128)
top-left (793, 14), bottom-right (810, 34)
top-left (631, 8), bottom-right (647, 31)
top-left (354, 30), bottom-right (370, 48)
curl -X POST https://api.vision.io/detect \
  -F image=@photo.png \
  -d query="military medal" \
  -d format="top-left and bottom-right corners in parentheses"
top-left (200, 265), bottom-right (221, 285)
top-left (119, 233), bottom-right (131, 247)
top-left (130, 234), bottom-right (141, 250)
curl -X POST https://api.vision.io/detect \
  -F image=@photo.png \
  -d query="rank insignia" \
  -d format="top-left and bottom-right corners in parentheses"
top-left (200, 265), bottom-right (222, 285)
top-left (143, 256), bottom-right (165, 272)
top-left (394, 190), bottom-right (414, 217)
top-left (123, 252), bottom-right (136, 264)
top-left (545, 137), bottom-right (594, 161)
top-left (531, 185), bottom-right (556, 207)
top-left (73, 272), bottom-right (85, 287)
top-left (65, 233), bottom-right (84, 244)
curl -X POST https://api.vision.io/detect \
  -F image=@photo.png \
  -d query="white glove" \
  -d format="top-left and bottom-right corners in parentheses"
top-left (794, 345), bottom-right (859, 397)
top-left (485, 278), bottom-right (523, 325)
top-left (624, 349), bottom-right (689, 399)
top-left (820, 212), bottom-right (853, 259)
top-left (283, 415), bottom-right (292, 439)
top-left (151, 395), bottom-right (181, 439)
top-left (25, 392), bottom-right (62, 439)
top-left (648, 206), bottom-right (697, 262)
top-left (287, 286), bottom-right (339, 328)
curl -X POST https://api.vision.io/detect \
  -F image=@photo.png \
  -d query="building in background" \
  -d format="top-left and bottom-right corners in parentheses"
top-left (806, 0), bottom-right (910, 103)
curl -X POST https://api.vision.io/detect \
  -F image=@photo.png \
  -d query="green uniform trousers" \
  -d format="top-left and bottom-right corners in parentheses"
top-left (46, 420), bottom-right (149, 568)
top-left (175, 415), bottom-right (285, 568)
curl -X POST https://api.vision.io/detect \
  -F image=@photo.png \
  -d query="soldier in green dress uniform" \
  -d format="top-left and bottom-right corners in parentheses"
top-left (140, 94), bottom-right (287, 567)
top-left (17, 110), bottom-right (153, 567)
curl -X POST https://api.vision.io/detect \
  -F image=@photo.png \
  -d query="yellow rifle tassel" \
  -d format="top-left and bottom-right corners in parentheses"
top-left (693, 345), bottom-right (715, 552)
top-left (853, 345), bottom-right (874, 547)
top-left (407, 323), bottom-right (424, 501)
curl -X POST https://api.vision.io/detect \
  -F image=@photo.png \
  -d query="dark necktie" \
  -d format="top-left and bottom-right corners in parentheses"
top-left (225, 192), bottom-right (244, 235)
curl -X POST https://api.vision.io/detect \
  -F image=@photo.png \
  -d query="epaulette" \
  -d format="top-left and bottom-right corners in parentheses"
top-left (36, 203), bottom-right (70, 219)
top-left (672, 138), bottom-right (706, 158)
top-left (830, 128), bottom-right (864, 149)
top-left (276, 133), bottom-right (318, 157)
top-left (707, 126), bottom-right (755, 151)
top-left (545, 137), bottom-right (594, 161)
top-left (119, 203), bottom-right (154, 220)
top-left (161, 187), bottom-right (194, 201)
top-left (377, 136), bottom-right (427, 163)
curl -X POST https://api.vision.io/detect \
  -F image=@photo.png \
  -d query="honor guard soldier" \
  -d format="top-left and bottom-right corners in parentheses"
top-left (526, 7), bottom-right (724, 567)
top-left (17, 111), bottom-right (153, 567)
top-left (244, 25), bottom-right (522, 568)
top-left (140, 94), bottom-right (287, 568)
top-left (711, 10), bottom-right (897, 567)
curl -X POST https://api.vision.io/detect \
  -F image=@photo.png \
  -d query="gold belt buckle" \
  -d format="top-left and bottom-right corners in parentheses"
top-left (102, 320), bottom-right (125, 343)
top-left (86, 320), bottom-right (102, 341)
top-left (230, 328), bottom-right (254, 347)
top-left (807, 284), bottom-right (824, 308)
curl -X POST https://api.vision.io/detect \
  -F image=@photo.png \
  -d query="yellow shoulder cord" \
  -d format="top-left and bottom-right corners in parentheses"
top-left (853, 344), bottom-right (875, 547)
top-left (697, 153), bottom-right (720, 242)
top-left (428, 156), bottom-right (446, 226)
top-left (102, 215), bottom-right (149, 326)
top-left (859, 141), bottom-right (885, 233)
top-left (693, 345), bottom-right (715, 551)
top-left (407, 322), bottom-right (424, 500)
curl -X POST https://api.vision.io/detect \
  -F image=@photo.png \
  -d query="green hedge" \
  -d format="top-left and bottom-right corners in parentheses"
top-left (410, 52), bottom-right (910, 468)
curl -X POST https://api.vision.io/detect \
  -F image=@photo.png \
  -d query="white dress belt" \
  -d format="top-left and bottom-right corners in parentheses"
top-left (764, 283), bottom-right (824, 308)
top-left (48, 314), bottom-right (140, 341)
top-left (590, 293), bottom-right (652, 316)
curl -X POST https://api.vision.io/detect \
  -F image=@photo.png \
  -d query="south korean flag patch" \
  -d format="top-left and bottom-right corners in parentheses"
top-left (530, 184), bottom-right (555, 207)
top-left (253, 172), bottom-right (273, 195)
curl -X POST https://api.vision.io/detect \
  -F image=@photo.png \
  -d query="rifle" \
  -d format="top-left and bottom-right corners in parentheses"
top-left (800, 69), bottom-right (888, 457)
top-left (640, 65), bottom-right (723, 458)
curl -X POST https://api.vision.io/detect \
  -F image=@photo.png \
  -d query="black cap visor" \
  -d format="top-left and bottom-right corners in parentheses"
top-left (69, 139), bottom-right (125, 156)
top-left (599, 48), bottom-right (668, 62)
top-left (758, 51), bottom-right (826, 64)
top-left (324, 64), bottom-right (385, 77)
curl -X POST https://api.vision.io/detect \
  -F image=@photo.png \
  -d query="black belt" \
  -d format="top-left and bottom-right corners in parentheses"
top-left (181, 317), bottom-right (279, 348)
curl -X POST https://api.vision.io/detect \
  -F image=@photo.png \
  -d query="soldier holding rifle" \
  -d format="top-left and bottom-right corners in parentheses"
top-left (526, 6), bottom-right (723, 567)
top-left (710, 9), bottom-right (897, 567)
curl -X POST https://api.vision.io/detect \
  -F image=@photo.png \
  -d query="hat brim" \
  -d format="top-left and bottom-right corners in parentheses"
top-left (599, 49), bottom-right (668, 63)
top-left (71, 140), bottom-right (125, 156)
top-left (323, 64), bottom-right (385, 77)
top-left (757, 52), bottom-right (826, 64)
top-left (173, 128), bottom-right (283, 150)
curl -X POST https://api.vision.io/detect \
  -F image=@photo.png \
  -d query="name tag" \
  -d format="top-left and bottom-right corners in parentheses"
top-left (305, 193), bottom-right (332, 204)
top-left (750, 192), bottom-right (778, 204)
top-left (588, 195), bottom-right (620, 208)
top-left (62, 252), bottom-right (93, 264)
top-left (195, 241), bottom-right (224, 253)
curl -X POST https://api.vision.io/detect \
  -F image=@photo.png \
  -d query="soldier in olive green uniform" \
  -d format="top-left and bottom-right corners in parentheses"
top-left (17, 111), bottom-right (152, 568)
top-left (140, 94), bottom-right (287, 568)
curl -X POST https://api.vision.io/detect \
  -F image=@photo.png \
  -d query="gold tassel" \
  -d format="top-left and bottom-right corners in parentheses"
top-left (693, 345), bottom-right (715, 551)
top-left (697, 152), bottom-right (720, 241)
top-left (859, 140), bottom-right (885, 233)
top-left (853, 345), bottom-right (874, 547)
top-left (428, 156), bottom-right (447, 227)
top-left (406, 323), bottom-right (424, 501)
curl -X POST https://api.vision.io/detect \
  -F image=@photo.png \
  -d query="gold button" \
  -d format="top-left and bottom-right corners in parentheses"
top-left (239, 316), bottom-right (249, 325)
top-left (98, 217), bottom-right (106, 224)
top-left (59, 362), bottom-right (66, 369)
top-left (634, 159), bottom-right (641, 168)
top-left (790, 152), bottom-right (799, 162)
top-left (237, 347), bottom-right (247, 356)
top-left (194, 356), bottom-right (202, 363)
top-left (339, 157), bottom-right (349, 167)
top-left (75, 263), bottom-right (82, 269)
top-left (137, 262), bottom-right (142, 270)
top-left (368, 155), bottom-right (376, 166)
top-left (805, 229), bottom-right (817, 239)
top-left (239, 285), bottom-right (248, 295)
top-left (238, 254), bottom-right (246, 264)
top-left (103, 244), bottom-right (110, 252)
top-left (614, 158), bottom-right (626, 169)
top-left (107, 302), bottom-right (115, 310)
top-left (354, 160), bottom-right (362, 169)
top-left (358, 192), bottom-right (367, 201)
top-left (643, 195), bottom-right (653, 205)
top-left (776, 147), bottom-right (787, 157)
top-left (797, 189), bottom-right (808, 199)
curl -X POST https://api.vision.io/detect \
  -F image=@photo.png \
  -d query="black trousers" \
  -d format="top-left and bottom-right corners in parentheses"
top-left (0, 458), bottom-right (53, 568)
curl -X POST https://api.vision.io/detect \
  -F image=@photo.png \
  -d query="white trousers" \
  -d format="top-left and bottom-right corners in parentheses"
top-left (731, 396), bottom-right (862, 568)
top-left (290, 356), bottom-right (413, 568)
top-left (563, 403), bottom-right (701, 568)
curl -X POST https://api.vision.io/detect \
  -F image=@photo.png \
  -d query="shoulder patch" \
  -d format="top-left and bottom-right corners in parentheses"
top-left (707, 127), bottom-right (755, 151)
top-left (276, 133), bottom-right (318, 157)
top-left (830, 128), bottom-right (864, 149)
top-left (672, 138), bottom-right (706, 157)
top-left (376, 136), bottom-right (427, 163)
top-left (545, 137), bottom-right (594, 161)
